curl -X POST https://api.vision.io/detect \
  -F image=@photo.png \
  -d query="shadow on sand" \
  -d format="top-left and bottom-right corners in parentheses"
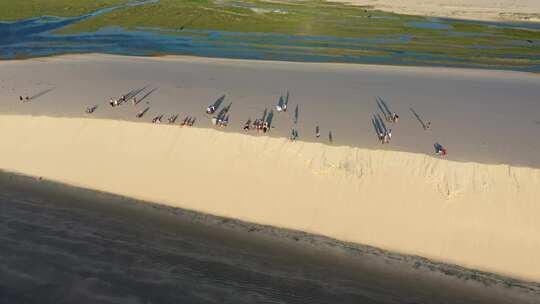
top-left (208, 94), bottom-right (226, 112)
top-left (30, 88), bottom-right (55, 100)
top-left (135, 87), bottom-right (157, 105)
top-left (376, 96), bottom-right (392, 121)
top-left (266, 109), bottom-right (274, 128)
top-left (410, 107), bottom-right (427, 130)
top-left (136, 107), bottom-right (150, 118)
top-left (371, 114), bottom-right (386, 139)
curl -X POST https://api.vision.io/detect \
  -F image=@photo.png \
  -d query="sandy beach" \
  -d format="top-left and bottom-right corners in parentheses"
top-left (330, 0), bottom-right (540, 22)
top-left (1, 54), bottom-right (540, 282)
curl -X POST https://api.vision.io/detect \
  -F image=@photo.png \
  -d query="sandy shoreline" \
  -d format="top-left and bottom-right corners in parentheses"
top-left (1, 54), bottom-right (540, 282)
top-left (329, 0), bottom-right (540, 23)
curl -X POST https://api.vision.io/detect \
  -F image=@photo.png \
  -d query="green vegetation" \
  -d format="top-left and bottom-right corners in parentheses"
top-left (0, 0), bottom-right (130, 21)
top-left (56, 0), bottom-right (417, 37)
top-left (1, 0), bottom-right (539, 70)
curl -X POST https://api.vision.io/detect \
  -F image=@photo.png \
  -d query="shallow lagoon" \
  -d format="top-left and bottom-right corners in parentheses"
top-left (0, 0), bottom-right (539, 71)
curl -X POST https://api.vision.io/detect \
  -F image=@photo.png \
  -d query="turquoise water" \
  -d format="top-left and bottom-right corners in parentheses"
top-left (407, 21), bottom-right (453, 29)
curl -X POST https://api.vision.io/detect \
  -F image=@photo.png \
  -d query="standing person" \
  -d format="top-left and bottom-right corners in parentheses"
top-left (206, 105), bottom-right (216, 114)
top-left (290, 128), bottom-right (298, 141)
top-left (392, 113), bottom-right (399, 123)
top-left (435, 143), bottom-right (447, 157)
top-left (329, 131), bottom-right (333, 143)
top-left (378, 130), bottom-right (384, 143)
top-left (243, 119), bottom-right (251, 131)
top-left (19, 96), bottom-right (23, 102)
top-left (440, 147), bottom-right (447, 156)
top-left (181, 116), bottom-right (189, 126)
top-left (316, 125), bottom-right (320, 138)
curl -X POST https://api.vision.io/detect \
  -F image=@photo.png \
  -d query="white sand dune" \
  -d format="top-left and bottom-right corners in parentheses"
top-left (329, 0), bottom-right (540, 22)
top-left (0, 114), bottom-right (538, 282)
top-left (1, 54), bottom-right (539, 282)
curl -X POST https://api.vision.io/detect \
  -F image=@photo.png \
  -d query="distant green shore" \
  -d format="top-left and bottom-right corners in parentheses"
top-left (0, 0), bottom-right (130, 21)
top-left (1, 0), bottom-right (539, 70)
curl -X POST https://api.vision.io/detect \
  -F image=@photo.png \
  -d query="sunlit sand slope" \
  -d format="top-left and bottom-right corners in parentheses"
top-left (0, 114), bottom-right (538, 282)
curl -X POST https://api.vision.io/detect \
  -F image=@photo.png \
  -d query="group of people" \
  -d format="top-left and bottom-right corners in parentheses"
top-left (275, 92), bottom-right (289, 113)
top-left (373, 113), bottom-right (394, 145)
top-left (181, 116), bottom-right (196, 127)
top-left (206, 104), bottom-right (217, 115)
top-left (106, 89), bottom-right (199, 127)
top-left (207, 94), bottom-right (328, 142)
top-left (18, 96), bottom-right (30, 103)
top-left (435, 143), bottom-right (447, 157)
top-left (212, 114), bottom-right (229, 127)
top-left (98, 90), bottom-right (449, 158)
top-left (243, 118), bottom-right (270, 133)
top-left (209, 102), bottom-right (232, 128)
top-left (109, 95), bottom-right (130, 107)
top-left (378, 128), bottom-right (392, 144)
top-left (151, 114), bottom-right (163, 123)
top-left (374, 97), bottom-right (399, 144)
top-left (103, 90), bottom-right (451, 158)
top-left (85, 105), bottom-right (98, 114)
top-left (167, 114), bottom-right (178, 124)
top-left (149, 113), bottom-right (196, 127)
top-left (376, 100), bottom-right (448, 157)
top-left (109, 92), bottom-right (140, 107)
top-left (289, 128), bottom-right (299, 141)
top-left (388, 112), bottom-right (399, 123)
